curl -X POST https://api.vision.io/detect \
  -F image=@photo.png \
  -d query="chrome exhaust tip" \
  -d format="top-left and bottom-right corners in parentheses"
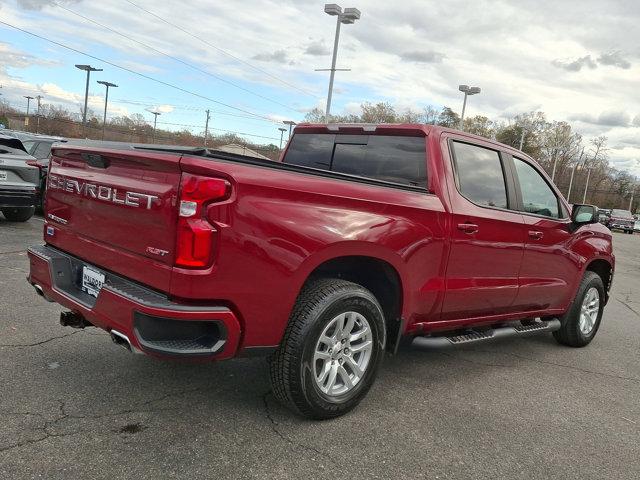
top-left (110, 329), bottom-right (132, 352)
top-left (33, 283), bottom-right (55, 302)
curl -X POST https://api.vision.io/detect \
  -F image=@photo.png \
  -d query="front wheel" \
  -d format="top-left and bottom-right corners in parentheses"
top-left (269, 278), bottom-right (386, 419)
top-left (553, 271), bottom-right (604, 348)
top-left (1, 206), bottom-right (35, 222)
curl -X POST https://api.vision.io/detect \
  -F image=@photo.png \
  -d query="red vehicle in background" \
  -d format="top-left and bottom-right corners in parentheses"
top-left (606, 209), bottom-right (635, 234)
top-left (28, 124), bottom-right (614, 419)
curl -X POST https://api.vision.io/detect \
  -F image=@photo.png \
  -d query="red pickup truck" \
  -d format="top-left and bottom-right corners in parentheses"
top-left (28, 124), bottom-right (614, 419)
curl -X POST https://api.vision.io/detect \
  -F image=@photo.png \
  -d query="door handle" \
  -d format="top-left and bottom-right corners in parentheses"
top-left (528, 230), bottom-right (544, 240)
top-left (457, 223), bottom-right (479, 234)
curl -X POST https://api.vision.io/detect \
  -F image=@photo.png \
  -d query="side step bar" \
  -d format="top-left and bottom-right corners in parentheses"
top-left (412, 319), bottom-right (561, 349)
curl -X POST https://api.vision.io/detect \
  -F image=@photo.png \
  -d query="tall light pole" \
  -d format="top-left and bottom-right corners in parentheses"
top-left (75, 64), bottom-right (103, 138)
top-left (320, 4), bottom-right (361, 123)
top-left (458, 84), bottom-right (481, 130)
top-left (150, 111), bottom-right (161, 143)
top-left (283, 120), bottom-right (296, 140)
top-left (629, 188), bottom-right (636, 212)
top-left (566, 147), bottom-right (584, 203)
top-left (278, 127), bottom-right (287, 150)
top-left (24, 95), bottom-right (34, 130)
top-left (204, 109), bottom-right (211, 147)
top-left (583, 166), bottom-right (594, 204)
top-left (97, 80), bottom-right (117, 140)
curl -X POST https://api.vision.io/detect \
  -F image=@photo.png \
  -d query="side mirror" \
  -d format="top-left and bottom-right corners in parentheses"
top-left (571, 204), bottom-right (598, 225)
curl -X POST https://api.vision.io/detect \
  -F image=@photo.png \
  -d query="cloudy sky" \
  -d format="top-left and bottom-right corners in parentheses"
top-left (0, 0), bottom-right (639, 175)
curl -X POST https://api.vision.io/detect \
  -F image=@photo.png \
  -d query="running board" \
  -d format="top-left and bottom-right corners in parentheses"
top-left (412, 319), bottom-right (561, 349)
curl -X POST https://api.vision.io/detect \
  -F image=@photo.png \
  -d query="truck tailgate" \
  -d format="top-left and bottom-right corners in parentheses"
top-left (45, 146), bottom-right (181, 291)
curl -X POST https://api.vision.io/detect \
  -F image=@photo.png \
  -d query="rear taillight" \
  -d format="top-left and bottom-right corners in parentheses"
top-left (175, 174), bottom-right (230, 268)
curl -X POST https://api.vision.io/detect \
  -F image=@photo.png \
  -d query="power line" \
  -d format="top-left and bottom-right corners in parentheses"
top-left (113, 99), bottom-right (281, 124)
top-left (54, 2), bottom-right (302, 113)
top-left (0, 20), bottom-right (278, 123)
top-left (123, 0), bottom-right (318, 99)
top-left (156, 121), bottom-right (280, 140)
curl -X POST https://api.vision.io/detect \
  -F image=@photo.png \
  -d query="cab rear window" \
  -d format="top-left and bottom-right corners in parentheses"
top-left (283, 133), bottom-right (427, 187)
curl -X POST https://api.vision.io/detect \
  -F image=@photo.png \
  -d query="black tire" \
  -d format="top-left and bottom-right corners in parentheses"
top-left (553, 271), bottom-right (605, 348)
top-left (269, 278), bottom-right (386, 420)
top-left (1, 206), bottom-right (35, 222)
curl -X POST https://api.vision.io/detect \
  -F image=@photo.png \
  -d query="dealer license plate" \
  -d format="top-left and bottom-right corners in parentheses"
top-left (82, 266), bottom-right (105, 298)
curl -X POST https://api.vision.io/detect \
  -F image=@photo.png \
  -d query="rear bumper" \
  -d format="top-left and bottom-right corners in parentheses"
top-left (609, 224), bottom-right (633, 230)
top-left (27, 244), bottom-right (241, 360)
top-left (0, 186), bottom-right (37, 207)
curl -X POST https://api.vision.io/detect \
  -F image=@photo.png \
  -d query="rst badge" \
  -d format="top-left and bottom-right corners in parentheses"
top-left (146, 246), bottom-right (169, 257)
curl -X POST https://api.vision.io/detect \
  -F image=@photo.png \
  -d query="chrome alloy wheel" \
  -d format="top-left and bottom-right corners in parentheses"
top-left (313, 311), bottom-right (373, 397)
top-left (579, 287), bottom-right (600, 335)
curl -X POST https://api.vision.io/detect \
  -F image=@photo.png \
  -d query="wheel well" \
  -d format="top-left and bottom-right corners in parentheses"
top-left (307, 256), bottom-right (403, 352)
top-left (586, 259), bottom-right (613, 301)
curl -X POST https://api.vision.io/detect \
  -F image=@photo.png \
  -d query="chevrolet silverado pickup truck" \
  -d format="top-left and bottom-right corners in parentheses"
top-left (28, 124), bottom-right (614, 419)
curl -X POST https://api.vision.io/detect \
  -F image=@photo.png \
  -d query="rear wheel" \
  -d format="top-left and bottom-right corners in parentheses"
top-left (269, 278), bottom-right (385, 420)
top-left (1, 206), bottom-right (35, 222)
top-left (553, 271), bottom-right (604, 348)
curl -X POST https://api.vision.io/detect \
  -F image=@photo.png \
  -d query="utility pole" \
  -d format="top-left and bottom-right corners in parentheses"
top-left (24, 96), bottom-right (34, 130)
top-left (75, 64), bottom-right (103, 138)
top-left (583, 166), bottom-right (593, 204)
top-left (518, 127), bottom-right (526, 151)
top-left (204, 109), bottom-right (211, 147)
top-left (551, 156), bottom-right (559, 182)
top-left (319, 4), bottom-right (361, 123)
top-left (150, 111), bottom-right (161, 143)
top-left (35, 95), bottom-right (42, 134)
top-left (630, 189), bottom-right (635, 212)
top-left (278, 127), bottom-right (287, 150)
top-left (567, 147), bottom-right (584, 203)
top-left (97, 81), bottom-right (118, 140)
top-left (283, 120), bottom-right (296, 140)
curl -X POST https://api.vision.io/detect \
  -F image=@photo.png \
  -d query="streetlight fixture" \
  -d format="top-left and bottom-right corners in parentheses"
top-left (278, 127), bottom-right (287, 150)
top-left (24, 96), bottom-right (34, 130)
top-left (149, 111), bottom-right (161, 143)
top-left (75, 64), bottom-right (103, 138)
top-left (320, 4), bottom-right (361, 123)
top-left (97, 80), bottom-right (118, 140)
top-left (283, 120), bottom-right (296, 139)
top-left (458, 84), bottom-right (481, 130)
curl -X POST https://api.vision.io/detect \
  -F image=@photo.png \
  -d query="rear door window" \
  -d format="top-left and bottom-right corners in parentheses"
top-left (284, 133), bottom-right (427, 187)
top-left (451, 141), bottom-right (508, 209)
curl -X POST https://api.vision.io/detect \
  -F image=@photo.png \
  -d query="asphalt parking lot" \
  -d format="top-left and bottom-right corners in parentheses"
top-left (1, 216), bottom-right (639, 480)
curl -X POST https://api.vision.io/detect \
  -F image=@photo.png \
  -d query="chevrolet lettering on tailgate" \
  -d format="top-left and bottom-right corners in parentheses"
top-left (48, 174), bottom-right (158, 209)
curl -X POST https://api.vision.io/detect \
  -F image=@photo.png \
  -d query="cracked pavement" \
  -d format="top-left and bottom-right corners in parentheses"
top-left (1, 215), bottom-right (639, 479)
